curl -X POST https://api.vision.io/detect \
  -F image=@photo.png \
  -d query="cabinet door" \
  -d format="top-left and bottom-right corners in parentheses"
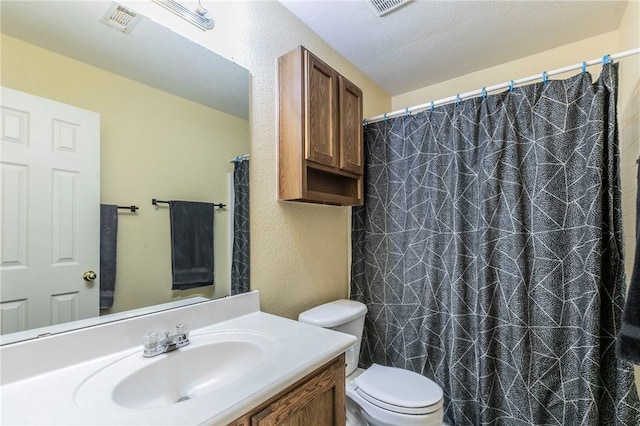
top-left (339, 76), bottom-right (363, 175)
top-left (305, 51), bottom-right (339, 169)
top-left (249, 358), bottom-right (345, 426)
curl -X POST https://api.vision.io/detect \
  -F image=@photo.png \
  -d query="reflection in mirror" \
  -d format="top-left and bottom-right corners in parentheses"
top-left (0, 1), bottom-right (250, 344)
top-left (230, 155), bottom-right (250, 295)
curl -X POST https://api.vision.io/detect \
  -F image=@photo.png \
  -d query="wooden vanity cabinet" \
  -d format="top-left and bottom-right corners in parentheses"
top-left (228, 353), bottom-right (346, 426)
top-left (278, 46), bottom-right (364, 206)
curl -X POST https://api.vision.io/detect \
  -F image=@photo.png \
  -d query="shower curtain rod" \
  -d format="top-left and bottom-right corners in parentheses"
top-left (364, 48), bottom-right (640, 124)
top-left (230, 154), bottom-right (249, 163)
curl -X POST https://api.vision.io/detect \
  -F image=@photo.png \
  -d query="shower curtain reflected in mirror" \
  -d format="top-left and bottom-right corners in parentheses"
top-left (231, 158), bottom-right (249, 295)
top-left (351, 64), bottom-right (640, 425)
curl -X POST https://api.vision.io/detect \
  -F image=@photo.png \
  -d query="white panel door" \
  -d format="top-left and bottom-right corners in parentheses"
top-left (0, 87), bottom-right (100, 334)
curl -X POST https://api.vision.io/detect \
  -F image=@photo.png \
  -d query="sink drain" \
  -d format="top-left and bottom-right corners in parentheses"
top-left (176, 396), bottom-right (191, 403)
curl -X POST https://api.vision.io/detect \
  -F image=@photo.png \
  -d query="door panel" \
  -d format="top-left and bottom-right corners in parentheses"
top-left (339, 76), bottom-right (363, 174)
top-left (0, 87), bottom-right (100, 334)
top-left (305, 51), bottom-right (339, 168)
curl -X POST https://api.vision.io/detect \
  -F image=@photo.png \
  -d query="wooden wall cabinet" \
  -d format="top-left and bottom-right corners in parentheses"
top-left (278, 46), bottom-right (364, 206)
top-left (228, 353), bottom-right (346, 426)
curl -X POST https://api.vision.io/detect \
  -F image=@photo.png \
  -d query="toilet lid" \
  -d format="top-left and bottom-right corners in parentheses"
top-left (353, 364), bottom-right (443, 415)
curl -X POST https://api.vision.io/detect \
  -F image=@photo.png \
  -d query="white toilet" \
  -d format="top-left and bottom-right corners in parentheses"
top-left (298, 299), bottom-right (444, 426)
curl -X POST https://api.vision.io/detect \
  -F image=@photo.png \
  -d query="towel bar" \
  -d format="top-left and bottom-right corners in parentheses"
top-left (152, 199), bottom-right (226, 209)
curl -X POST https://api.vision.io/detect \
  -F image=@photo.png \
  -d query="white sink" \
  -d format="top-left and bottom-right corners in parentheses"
top-left (75, 330), bottom-right (278, 410)
top-left (1, 293), bottom-right (359, 425)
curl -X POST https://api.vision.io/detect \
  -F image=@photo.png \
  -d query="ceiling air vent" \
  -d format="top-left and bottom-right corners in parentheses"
top-left (368, 0), bottom-right (413, 17)
top-left (100, 2), bottom-right (141, 34)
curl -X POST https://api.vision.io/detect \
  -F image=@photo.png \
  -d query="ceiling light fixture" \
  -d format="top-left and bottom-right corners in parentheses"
top-left (151, 0), bottom-right (214, 31)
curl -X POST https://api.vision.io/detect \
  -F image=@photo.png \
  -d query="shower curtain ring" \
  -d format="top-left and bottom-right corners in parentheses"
top-left (482, 87), bottom-right (487, 100)
top-left (456, 94), bottom-right (461, 106)
top-left (542, 71), bottom-right (548, 84)
top-left (602, 54), bottom-right (611, 64)
top-left (405, 107), bottom-right (410, 117)
top-left (509, 80), bottom-right (515, 92)
top-left (430, 101), bottom-right (435, 112)
top-left (582, 61), bottom-right (587, 74)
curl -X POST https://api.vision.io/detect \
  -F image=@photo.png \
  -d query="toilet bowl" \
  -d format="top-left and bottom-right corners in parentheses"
top-left (298, 300), bottom-right (444, 426)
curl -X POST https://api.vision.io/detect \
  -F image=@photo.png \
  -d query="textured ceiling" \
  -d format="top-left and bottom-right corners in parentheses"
top-left (280, 0), bottom-right (628, 96)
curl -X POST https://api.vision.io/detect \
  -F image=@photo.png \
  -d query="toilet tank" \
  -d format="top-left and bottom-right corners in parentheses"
top-left (298, 299), bottom-right (367, 376)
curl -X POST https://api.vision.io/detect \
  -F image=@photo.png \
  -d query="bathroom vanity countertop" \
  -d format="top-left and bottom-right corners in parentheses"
top-left (0, 292), bottom-right (356, 425)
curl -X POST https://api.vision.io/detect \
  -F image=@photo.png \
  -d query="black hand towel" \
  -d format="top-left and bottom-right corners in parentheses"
top-left (100, 204), bottom-right (118, 309)
top-left (617, 166), bottom-right (640, 364)
top-left (169, 201), bottom-right (214, 290)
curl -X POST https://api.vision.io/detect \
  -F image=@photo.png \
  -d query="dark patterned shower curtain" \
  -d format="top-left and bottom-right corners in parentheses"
top-left (351, 64), bottom-right (640, 425)
top-left (231, 158), bottom-right (249, 295)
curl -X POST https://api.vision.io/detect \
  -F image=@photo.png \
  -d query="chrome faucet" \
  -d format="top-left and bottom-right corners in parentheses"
top-left (143, 323), bottom-right (190, 357)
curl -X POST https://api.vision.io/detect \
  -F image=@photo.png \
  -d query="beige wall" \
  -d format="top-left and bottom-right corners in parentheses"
top-left (1, 34), bottom-right (250, 313)
top-left (617, 0), bottom-right (640, 390)
top-left (392, 31), bottom-right (620, 110)
top-left (119, 1), bottom-right (391, 319)
top-left (619, 0), bottom-right (640, 277)
top-left (618, 0), bottom-right (640, 111)
top-left (235, 4), bottom-right (390, 318)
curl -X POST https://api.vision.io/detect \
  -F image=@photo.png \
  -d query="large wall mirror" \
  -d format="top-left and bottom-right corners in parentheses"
top-left (0, 1), bottom-right (250, 344)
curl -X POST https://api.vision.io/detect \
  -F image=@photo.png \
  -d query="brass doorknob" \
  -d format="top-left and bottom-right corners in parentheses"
top-left (83, 270), bottom-right (97, 281)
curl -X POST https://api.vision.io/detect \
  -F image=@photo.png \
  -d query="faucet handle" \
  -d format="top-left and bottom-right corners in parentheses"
top-left (175, 323), bottom-right (190, 337)
top-left (142, 330), bottom-right (162, 356)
